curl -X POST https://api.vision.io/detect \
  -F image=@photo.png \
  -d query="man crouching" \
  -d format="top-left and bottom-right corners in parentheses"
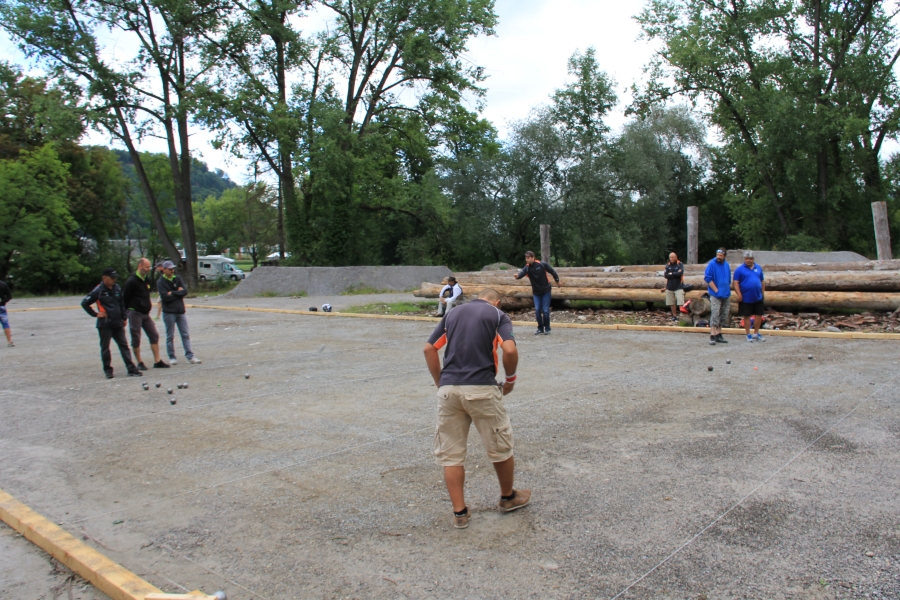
top-left (423, 288), bottom-right (531, 529)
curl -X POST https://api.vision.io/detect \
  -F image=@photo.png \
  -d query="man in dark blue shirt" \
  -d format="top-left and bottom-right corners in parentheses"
top-left (733, 251), bottom-right (767, 342)
top-left (514, 250), bottom-right (560, 335)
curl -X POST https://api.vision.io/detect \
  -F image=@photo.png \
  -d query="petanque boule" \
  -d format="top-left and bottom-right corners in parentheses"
top-left (244, 373), bottom-right (250, 379)
top-left (707, 366), bottom-right (713, 371)
top-left (176, 383), bottom-right (183, 389)
top-left (808, 354), bottom-right (814, 359)
top-left (167, 388), bottom-right (173, 394)
top-left (726, 359), bottom-right (731, 364)
top-left (155, 383), bottom-right (161, 388)
top-left (182, 382), bottom-right (188, 389)
top-left (169, 398), bottom-right (176, 405)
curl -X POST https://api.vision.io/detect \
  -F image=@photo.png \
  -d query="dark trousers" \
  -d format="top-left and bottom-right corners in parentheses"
top-left (533, 291), bottom-right (552, 331)
top-left (99, 326), bottom-right (135, 374)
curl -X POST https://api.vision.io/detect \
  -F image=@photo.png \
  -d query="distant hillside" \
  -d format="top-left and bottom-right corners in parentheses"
top-left (112, 149), bottom-right (237, 202)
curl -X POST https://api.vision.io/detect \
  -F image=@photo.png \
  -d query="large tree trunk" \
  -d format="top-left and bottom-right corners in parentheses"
top-left (415, 283), bottom-right (900, 311)
top-left (445, 270), bottom-right (900, 292)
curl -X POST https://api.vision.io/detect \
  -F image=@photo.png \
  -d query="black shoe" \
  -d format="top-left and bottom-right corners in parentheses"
top-left (709, 335), bottom-right (717, 346)
top-left (127, 368), bottom-right (143, 377)
top-left (137, 362), bottom-right (148, 371)
top-left (544, 328), bottom-right (551, 334)
top-left (105, 370), bottom-right (114, 379)
top-left (153, 360), bottom-right (170, 368)
top-left (716, 334), bottom-right (728, 344)
top-left (535, 328), bottom-right (544, 335)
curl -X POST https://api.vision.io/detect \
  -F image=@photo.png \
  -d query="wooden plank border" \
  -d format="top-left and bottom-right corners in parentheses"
top-left (187, 304), bottom-right (900, 340)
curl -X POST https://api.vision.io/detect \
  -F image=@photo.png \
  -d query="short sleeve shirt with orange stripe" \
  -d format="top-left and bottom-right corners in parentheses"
top-left (427, 299), bottom-right (515, 386)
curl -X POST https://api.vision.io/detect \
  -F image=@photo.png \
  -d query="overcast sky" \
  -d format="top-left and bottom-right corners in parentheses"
top-left (2, 0), bottom-right (658, 181)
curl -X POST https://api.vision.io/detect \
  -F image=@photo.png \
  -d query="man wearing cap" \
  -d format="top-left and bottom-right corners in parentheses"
top-left (733, 251), bottom-right (767, 342)
top-left (436, 276), bottom-right (463, 317)
top-left (423, 288), bottom-right (531, 530)
top-left (704, 248), bottom-right (732, 345)
top-left (81, 268), bottom-right (142, 378)
top-left (157, 261), bottom-right (201, 365)
top-left (122, 258), bottom-right (169, 369)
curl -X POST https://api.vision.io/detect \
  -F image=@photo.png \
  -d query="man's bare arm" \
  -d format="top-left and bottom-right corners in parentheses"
top-left (500, 340), bottom-right (518, 395)
top-left (424, 343), bottom-right (442, 387)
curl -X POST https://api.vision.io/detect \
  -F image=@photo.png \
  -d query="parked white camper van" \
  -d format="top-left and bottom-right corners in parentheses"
top-left (197, 255), bottom-right (246, 281)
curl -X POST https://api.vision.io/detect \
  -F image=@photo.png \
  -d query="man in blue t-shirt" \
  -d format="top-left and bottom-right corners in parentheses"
top-left (704, 248), bottom-right (732, 345)
top-left (732, 250), bottom-right (767, 342)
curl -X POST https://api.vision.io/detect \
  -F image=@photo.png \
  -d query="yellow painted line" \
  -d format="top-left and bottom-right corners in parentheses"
top-left (188, 304), bottom-right (900, 340)
top-left (0, 488), bottom-right (163, 600)
top-left (8, 305), bottom-right (82, 312)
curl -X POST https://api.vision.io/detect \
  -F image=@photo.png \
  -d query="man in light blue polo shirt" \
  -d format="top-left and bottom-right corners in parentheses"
top-left (733, 250), bottom-right (766, 342)
top-left (704, 248), bottom-right (732, 345)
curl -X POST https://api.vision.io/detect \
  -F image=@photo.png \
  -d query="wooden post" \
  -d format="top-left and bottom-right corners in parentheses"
top-left (872, 201), bottom-right (892, 261)
top-left (540, 224), bottom-right (551, 264)
top-left (687, 206), bottom-right (699, 264)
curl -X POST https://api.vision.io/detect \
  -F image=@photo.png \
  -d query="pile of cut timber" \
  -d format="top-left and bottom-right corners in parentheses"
top-left (414, 260), bottom-right (900, 312)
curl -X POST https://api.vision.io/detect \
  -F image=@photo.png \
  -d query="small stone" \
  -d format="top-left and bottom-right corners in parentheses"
top-left (707, 366), bottom-right (713, 371)
top-left (865, 551), bottom-right (875, 557)
top-left (825, 326), bottom-right (842, 333)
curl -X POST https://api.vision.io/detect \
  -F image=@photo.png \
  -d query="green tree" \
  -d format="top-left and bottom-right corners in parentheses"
top-left (0, 144), bottom-right (84, 290)
top-left (636, 0), bottom-right (900, 254)
top-left (1, 0), bottom-right (231, 285)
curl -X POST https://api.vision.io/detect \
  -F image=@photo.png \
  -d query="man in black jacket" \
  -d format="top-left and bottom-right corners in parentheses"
top-left (514, 251), bottom-right (560, 335)
top-left (0, 278), bottom-right (13, 347)
top-left (157, 261), bottom-right (201, 365)
top-left (81, 268), bottom-right (142, 378)
top-left (663, 252), bottom-right (685, 321)
top-left (122, 258), bottom-right (168, 369)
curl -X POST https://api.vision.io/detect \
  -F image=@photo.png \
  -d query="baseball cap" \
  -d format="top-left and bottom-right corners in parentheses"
top-left (101, 267), bottom-right (119, 278)
top-left (162, 260), bottom-right (177, 269)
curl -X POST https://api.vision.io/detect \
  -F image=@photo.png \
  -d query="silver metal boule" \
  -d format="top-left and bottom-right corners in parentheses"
top-left (170, 398), bottom-right (176, 405)
top-left (167, 388), bottom-right (173, 394)
top-left (708, 366), bottom-right (713, 371)
top-left (245, 373), bottom-right (250, 379)
top-left (155, 383), bottom-right (161, 388)
top-left (726, 359), bottom-right (731, 364)
top-left (214, 592), bottom-right (227, 600)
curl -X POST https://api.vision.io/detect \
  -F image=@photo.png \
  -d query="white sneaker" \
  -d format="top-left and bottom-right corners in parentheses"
top-left (188, 357), bottom-right (202, 364)
top-left (754, 334), bottom-right (766, 342)
top-left (169, 358), bottom-right (178, 365)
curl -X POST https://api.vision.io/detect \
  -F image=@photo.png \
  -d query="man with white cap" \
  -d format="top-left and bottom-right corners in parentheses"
top-left (157, 261), bottom-right (201, 365)
top-left (733, 250), bottom-right (767, 342)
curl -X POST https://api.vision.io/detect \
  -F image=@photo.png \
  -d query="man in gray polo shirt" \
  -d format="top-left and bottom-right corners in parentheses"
top-left (424, 288), bottom-right (531, 529)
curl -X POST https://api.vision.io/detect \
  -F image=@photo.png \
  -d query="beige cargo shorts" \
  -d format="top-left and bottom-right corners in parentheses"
top-left (434, 384), bottom-right (514, 467)
top-left (665, 288), bottom-right (685, 306)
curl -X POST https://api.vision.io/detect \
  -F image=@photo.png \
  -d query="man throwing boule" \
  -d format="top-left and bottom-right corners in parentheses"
top-left (514, 250), bottom-right (560, 335)
top-left (423, 288), bottom-right (531, 529)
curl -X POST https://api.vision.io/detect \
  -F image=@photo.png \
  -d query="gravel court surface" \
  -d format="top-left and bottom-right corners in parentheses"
top-left (1, 301), bottom-right (899, 599)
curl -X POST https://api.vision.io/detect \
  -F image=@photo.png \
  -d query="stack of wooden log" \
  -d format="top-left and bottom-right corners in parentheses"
top-left (414, 260), bottom-right (900, 312)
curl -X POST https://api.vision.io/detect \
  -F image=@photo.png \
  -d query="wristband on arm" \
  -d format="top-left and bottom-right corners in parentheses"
top-left (505, 374), bottom-right (517, 383)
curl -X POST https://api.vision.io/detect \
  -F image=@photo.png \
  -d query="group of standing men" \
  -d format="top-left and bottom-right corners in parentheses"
top-left (666, 248), bottom-right (768, 344)
top-left (81, 259), bottom-right (201, 378)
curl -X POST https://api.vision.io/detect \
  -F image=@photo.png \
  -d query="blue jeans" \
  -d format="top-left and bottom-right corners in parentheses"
top-left (533, 291), bottom-right (552, 331)
top-left (163, 313), bottom-right (194, 360)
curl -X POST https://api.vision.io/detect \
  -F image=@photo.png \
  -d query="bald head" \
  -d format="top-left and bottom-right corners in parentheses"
top-left (477, 288), bottom-right (502, 305)
top-left (137, 258), bottom-right (151, 276)
top-left (668, 252), bottom-right (678, 263)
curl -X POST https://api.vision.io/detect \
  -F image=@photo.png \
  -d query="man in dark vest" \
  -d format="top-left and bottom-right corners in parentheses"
top-left (122, 258), bottom-right (169, 369)
top-left (81, 268), bottom-right (142, 378)
top-left (514, 250), bottom-right (560, 335)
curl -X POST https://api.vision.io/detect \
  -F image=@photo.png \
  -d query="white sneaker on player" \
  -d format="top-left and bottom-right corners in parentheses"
top-left (188, 357), bottom-right (202, 364)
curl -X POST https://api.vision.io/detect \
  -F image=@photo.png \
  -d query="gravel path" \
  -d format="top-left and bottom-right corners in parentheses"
top-left (1, 297), bottom-right (898, 599)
